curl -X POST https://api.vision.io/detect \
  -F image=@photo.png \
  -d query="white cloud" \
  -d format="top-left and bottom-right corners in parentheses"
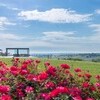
top-left (18, 8), bottom-right (92, 23)
top-left (0, 3), bottom-right (7, 7)
top-left (89, 24), bottom-right (100, 32)
top-left (11, 7), bottom-right (20, 11)
top-left (42, 31), bottom-right (75, 41)
top-left (0, 33), bottom-right (24, 40)
top-left (0, 3), bottom-right (20, 11)
top-left (43, 31), bottom-right (74, 36)
top-left (0, 17), bottom-right (16, 30)
top-left (88, 24), bottom-right (100, 41)
top-left (95, 9), bottom-right (100, 14)
top-left (40, 30), bottom-right (100, 52)
top-left (0, 30), bottom-right (100, 53)
top-left (41, 29), bottom-right (100, 45)
top-left (0, 28), bottom-right (100, 53)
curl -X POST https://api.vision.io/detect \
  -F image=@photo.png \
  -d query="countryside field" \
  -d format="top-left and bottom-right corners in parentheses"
top-left (0, 57), bottom-right (100, 82)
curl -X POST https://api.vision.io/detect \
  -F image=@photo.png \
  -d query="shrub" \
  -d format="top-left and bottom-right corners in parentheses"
top-left (0, 58), bottom-right (100, 100)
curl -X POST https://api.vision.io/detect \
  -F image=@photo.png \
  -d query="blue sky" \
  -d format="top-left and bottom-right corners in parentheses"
top-left (0, 0), bottom-right (100, 53)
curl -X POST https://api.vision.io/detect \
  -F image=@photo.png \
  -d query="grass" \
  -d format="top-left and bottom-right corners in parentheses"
top-left (0, 57), bottom-right (100, 82)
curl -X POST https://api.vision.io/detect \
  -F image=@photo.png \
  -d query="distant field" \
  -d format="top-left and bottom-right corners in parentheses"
top-left (0, 57), bottom-right (100, 82)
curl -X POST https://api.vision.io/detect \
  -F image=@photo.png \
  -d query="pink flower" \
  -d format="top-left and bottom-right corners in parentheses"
top-left (86, 98), bottom-right (95, 100)
top-left (16, 82), bottom-right (25, 90)
top-left (17, 89), bottom-right (25, 97)
top-left (96, 75), bottom-right (100, 80)
top-left (38, 72), bottom-right (48, 81)
top-left (49, 89), bottom-right (59, 97)
top-left (45, 82), bottom-right (55, 89)
top-left (44, 61), bottom-right (50, 67)
top-left (57, 86), bottom-right (69, 94)
top-left (20, 69), bottom-right (29, 76)
top-left (60, 64), bottom-right (70, 69)
top-left (74, 68), bottom-right (81, 72)
top-left (23, 60), bottom-right (29, 65)
top-left (72, 95), bottom-right (82, 100)
top-left (0, 95), bottom-right (12, 100)
top-left (90, 85), bottom-right (96, 91)
top-left (82, 82), bottom-right (90, 88)
top-left (46, 66), bottom-right (56, 76)
top-left (33, 59), bottom-right (41, 67)
top-left (34, 59), bottom-right (41, 63)
top-left (0, 69), bottom-right (6, 75)
top-left (78, 74), bottom-right (83, 77)
top-left (70, 87), bottom-right (81, 97)
top-left (58, 80), bottom-right (68, 86)
top-left (0, 85), bottom-right (10, 94)
top-left (15, 58), bottom-right (19, 61)
top-left (10, 66), bottom-right (18, 71)
top-left (25, 86), bottom-right (34, 93)
top-left (95, 82), bottom-right (100, 89)
top-left (49, 86), bottom-right (69, 97)
top-left (10, 66), bottom-right (20, 76)
top-left (40, 93), bottom-right (47, 98)
top-left (39, 93), bottom-right (51, 100)
top-left (27, 74), bottom-right (38, 81)
top-left (27, 74), bottom-right (35, 81)
top-left (21, 64), bottom-right (27, 70)
top-left (66, 70), bottom-right (70, 74)
top-left (84, 73), bottom-right (92, 79)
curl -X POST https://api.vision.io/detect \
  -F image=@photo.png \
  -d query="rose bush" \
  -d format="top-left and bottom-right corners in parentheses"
top-left (0, 58), bottom-right (100, 100)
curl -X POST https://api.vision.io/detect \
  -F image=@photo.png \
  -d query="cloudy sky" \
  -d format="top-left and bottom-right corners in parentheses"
top-left (0, 0), bottom-right (100, 53)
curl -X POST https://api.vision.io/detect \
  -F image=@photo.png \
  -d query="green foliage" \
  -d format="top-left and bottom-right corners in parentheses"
top-left (92, 58), bottom-right (100, 62)
top-left (67, 58), bottom-right (83, 61)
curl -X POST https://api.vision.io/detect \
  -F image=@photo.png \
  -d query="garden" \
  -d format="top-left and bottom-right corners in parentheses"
top-left (0, 58), bottom-right (100, 100)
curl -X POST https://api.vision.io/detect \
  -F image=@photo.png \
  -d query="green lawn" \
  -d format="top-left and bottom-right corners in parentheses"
top-left (40, 59), bottom-right (100, 75)
top-left (0, 57), bottom-right (100, 82)
top-left (39, 59), bottom-right (100, 82)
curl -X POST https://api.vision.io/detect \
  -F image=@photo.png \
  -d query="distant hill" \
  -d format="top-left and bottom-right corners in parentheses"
top-left (31, 53), bottom-right (100, 61)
